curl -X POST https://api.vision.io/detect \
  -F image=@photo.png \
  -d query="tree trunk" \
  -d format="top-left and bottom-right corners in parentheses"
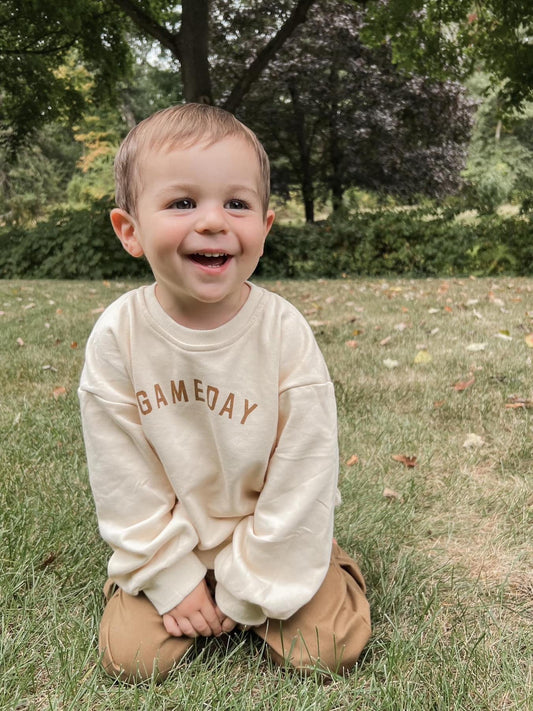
top-left (289, 84), bottom-right (315, 222)
top-left (328, 68), bottom-right (344, 212)
top-left (179, 0), bottom-right (213, 104)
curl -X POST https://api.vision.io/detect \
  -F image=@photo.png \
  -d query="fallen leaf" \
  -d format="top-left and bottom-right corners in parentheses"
top-left (413, 349), bottom-right (432, 364)
top-left (525, 334), bottom-right (533, 348)
top-left (452, 377), bottom-right (475, 391)
top-left (466, 343), bottom-right (487, 352)
top-left (392, 454), bottom-right (418, 467)
top-left (383, 487), bottom-right (402, 501)
top-left (16, 337), bottom-right (24, 347)
top-left (52, 387), bottom-right (67, 400)
top-left (444, 306), bottom-right (453, 313)
top-left (433, 400), bottom-right (445, 408)
top-left (352, 328), bottom-right (363, 336)
top-left (23, 303), bottom-right (36, 310)
top-left (380, 336), bottom-right (392, 346)
top-left (495, 330), bottom-right (512, 341)
top-left (505, 395), bottom-right (533, 409)
top-left (394, 322), bottom-right (408, 331)
top-left (428, 308), bottom-right (440, 314)
top-left (42, 365), bottom-right (58, 372)
top-left (70, 341), bottom-right (78, 349)
top-left (345, 340), bottom-right (358, 349)
top-left (90, 307), bottom-right (105, 315)
top-left (346, 455), bottom-right (359, 466)
top-left (463, 433), bottom-right (485, 448)
top-left (383, 358), bottom-right (399, 369)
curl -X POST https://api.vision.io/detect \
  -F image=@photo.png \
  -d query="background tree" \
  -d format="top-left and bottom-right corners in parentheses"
top-left (240, 0), bottom-right (473, 221)
top-left (361, 0), bottom-right (533, 111)
top-left (0, 0), bottom-right (318, 144)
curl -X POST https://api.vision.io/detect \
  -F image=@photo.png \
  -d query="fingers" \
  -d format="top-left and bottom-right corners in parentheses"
top-left (163, 613), bottom-right (183, 637)
top-left (221, 616), bottom-right (237, 633)
top-left (215, 605), bottom-right (237, 634)
top-left (165, 608), bottom-right (223, 639)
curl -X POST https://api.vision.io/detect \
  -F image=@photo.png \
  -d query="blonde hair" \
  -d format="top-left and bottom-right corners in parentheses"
top-left (114, 103), bottom-right (271, 216)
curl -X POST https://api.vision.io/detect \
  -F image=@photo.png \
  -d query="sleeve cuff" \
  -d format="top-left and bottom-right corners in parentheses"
top-left (215, 582), bottom-right (267, 626)
top-left (140, 552), bottom-right (207, 615)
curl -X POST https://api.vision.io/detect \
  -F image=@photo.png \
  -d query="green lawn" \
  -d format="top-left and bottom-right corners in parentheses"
top-left (1, 277), bottom-right (531, 710)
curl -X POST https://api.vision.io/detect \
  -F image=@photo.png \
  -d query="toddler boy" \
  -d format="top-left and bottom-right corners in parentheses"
top-left (79, 103), bottom-right (370, 681)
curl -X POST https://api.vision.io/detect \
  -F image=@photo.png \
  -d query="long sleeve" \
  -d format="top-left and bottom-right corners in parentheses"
top-left (213, 380), bottom-right (338, 625)
top-left (79, 322), bottom-right (207, 615)
top-left (79, 283), bottom-right (340, 624)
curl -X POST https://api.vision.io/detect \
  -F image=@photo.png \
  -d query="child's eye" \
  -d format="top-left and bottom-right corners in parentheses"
top-left (225, 199), bottom-right (248, 210)
top-left (170, 198), bottom-right (196, 210)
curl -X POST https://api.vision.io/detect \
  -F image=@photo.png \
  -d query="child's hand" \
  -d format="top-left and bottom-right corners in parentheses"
top-left (162, 579), bottom-right (235, 638)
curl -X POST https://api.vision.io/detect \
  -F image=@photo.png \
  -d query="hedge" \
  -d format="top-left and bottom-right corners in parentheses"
top-left (1, 200), bottom-right (532, 280)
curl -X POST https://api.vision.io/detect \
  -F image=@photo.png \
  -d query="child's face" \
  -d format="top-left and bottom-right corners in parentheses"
top-left (111, 136), bottom-right (274, 327)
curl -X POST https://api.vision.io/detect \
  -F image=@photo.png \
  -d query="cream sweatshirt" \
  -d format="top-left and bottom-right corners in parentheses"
top-left (79, 283), bottom-right (339, 626)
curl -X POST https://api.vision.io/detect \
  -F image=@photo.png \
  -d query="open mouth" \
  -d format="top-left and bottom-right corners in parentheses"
top-left (189, 253), bottom-right (231, 268)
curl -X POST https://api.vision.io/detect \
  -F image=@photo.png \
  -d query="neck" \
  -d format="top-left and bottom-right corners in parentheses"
top-left (156, 283), bottom-right (250, 330)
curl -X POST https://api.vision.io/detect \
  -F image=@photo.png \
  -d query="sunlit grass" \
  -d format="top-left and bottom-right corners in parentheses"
top-left (1, 277), bottom-right (531, 709)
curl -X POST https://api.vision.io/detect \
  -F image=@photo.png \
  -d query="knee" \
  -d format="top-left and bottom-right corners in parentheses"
top-left (98, 588), bottom-right (194, 682)
top-left (273, 617), bottom-right (371, 675)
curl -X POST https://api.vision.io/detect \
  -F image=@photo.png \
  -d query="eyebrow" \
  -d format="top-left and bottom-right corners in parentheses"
top-left (158, 183), bottom-right (261, 198)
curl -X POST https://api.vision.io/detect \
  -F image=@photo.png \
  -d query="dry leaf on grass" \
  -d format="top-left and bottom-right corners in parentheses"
top-left (16, 337), bottom-right (24, 347)
top-left (452, 377), bottom-right (475, 391)
top-left (346, 454), bottom-right (359, 466)
top-left (392, 454), bottom-right (418, 467)
top-left (383, 358), bottom-right (400, 369)
top-left (524, 334), bottom-right (533, 348)
top-left (383, 487), bottom-right (402, 501)
top-left (505, 395), bottom-right (533, 409)
top-left (345, 340), bottom-right (358, 349)
top-left (52, 387), bottom-right (67, 400)
top-left (463, 433), bottom-right (485, 448)
top-left (413, 349), bottom-right (432, 364)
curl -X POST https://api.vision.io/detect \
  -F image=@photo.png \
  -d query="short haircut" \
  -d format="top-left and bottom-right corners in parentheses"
top-left (114, 103), bottom-right (271, 217)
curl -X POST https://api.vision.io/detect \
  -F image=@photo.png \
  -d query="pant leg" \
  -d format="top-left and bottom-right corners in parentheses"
top-left (98, 580), bottom-right (196, 682)
top-left (253, 543), bottom-right (371, 675)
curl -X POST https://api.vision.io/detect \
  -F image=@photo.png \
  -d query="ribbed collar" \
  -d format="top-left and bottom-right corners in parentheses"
top-left (139, 282), bottom-right (265, 351)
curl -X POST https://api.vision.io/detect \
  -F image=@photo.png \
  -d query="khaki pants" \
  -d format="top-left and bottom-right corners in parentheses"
top-left (98, 542), bottom-right (371, 681)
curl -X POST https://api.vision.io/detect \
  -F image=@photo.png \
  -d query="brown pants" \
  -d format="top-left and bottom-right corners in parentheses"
top-left (98, 542), bottom-right (371, 681)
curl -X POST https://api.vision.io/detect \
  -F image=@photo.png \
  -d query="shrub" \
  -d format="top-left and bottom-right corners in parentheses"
top-left (0, 198), bottom-right (151, 280)
top-left (258, 210), bottom-right (533, 278)
top-left (1, 202), bottom-right (532, 280)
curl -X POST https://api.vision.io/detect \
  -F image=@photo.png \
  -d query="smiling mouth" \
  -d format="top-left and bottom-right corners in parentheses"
top-left (189, 253), bottom-right (231, 268)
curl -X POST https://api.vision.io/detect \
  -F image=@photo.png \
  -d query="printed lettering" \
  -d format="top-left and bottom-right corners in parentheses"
top-left (171, 379), bottom-right (189, 403)
top-left (135, 380), bottom-right (258, 424)
top-left (136, 390), bottom-right (152, 415)
top-left (206, 385), bottom-right (219, 411)
top-left (219, 393), bottom-right (235, 419)
top-left (240, 399), bottom-right (258, 425)
top-left (154, 383), bottom-right (168, 408)
top-left (194, 379), bottom-right (205, 402)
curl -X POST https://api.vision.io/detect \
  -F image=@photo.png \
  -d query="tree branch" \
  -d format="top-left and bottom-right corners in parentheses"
top-left (222, 0), bottom-right (318, 114)
top-left (109, 0), bottom-right (182, 59)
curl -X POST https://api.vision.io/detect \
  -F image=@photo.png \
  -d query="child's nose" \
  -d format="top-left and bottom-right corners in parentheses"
top-left (195, 205), bottom-right (228, 234)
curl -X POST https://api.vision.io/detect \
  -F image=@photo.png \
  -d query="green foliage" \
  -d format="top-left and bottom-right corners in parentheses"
top-left (2, 202), bottom-right (532, 281)
top-left (462, 74), bottom-right (533, 214)
top-left (257, 210), bottom-right (533, 278)
top-left (0, 198), bottom-right (151, 280)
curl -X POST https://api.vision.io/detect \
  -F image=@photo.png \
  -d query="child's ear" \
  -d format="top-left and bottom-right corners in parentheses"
top-left (264, 209), bottom-right (275, 236)
top-left (110, 208), bottom-right (144, 258)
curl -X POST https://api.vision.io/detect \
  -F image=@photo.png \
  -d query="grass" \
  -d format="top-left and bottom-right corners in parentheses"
top-left (1, 276), bottom-right (531, 710)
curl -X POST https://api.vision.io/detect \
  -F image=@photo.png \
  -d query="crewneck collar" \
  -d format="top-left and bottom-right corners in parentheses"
top-left (141, 281), bottom-right (264, 350)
